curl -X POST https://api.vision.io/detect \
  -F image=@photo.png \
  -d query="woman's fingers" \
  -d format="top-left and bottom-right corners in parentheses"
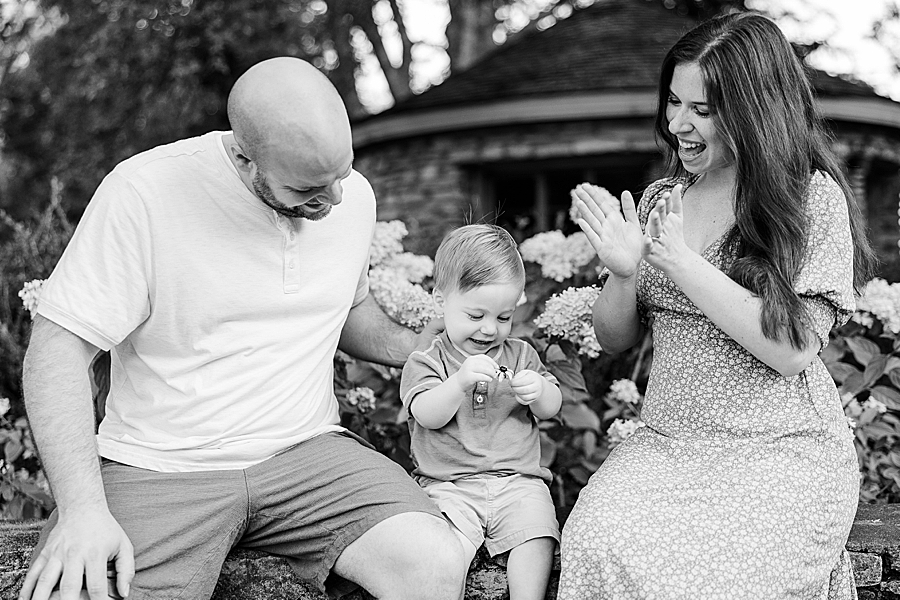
top-left (645, 198), bottom-right (665, 237)
top-left (620, 190), bottom-right (639, 225)
top-left (669, 184), bottom-right (684, 215)
top-left (576, 218), bottom-right (604, 253)
top-left (571, 186), bottom-right (604, 222)
top-left (573, 199), bottom-right (604, 236)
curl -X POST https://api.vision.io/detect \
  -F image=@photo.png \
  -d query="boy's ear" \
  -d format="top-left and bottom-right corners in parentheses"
top-left (432, 289), bottom-right (445, 315)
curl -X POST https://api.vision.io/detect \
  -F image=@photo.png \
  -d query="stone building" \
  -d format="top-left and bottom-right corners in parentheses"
top-left (352, 0), bottom-right (900, 278)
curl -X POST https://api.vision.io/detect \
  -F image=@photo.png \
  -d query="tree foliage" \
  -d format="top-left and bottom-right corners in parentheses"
top-left (0, 0), bottom-right (854, 221)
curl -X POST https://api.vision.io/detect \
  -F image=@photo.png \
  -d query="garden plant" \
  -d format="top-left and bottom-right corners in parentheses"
top-left (2, 187), bottom-right (900, 519)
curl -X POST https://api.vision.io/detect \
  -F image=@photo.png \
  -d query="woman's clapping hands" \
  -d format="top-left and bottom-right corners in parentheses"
top-left (573, 183), bottom-right (690, 276)
top-left (571, 183), bottom-right (643, 279)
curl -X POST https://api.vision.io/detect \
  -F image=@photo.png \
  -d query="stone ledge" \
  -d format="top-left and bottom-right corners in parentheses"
top-left (3, 504), bottom-right (899, 600)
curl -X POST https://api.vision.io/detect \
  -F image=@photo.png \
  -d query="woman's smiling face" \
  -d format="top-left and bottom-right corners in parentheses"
top-left (666, 62), bottom-right (734, 177)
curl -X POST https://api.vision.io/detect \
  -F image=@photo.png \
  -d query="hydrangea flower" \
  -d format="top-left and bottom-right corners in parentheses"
top-left (519, 231), bottom-right (596, 282)
top-left (369, 220), bottom-right (408, 268)
top-left (381, 252), bottom-right (433, 284)
top-left (853, 278), bottom-right (900, 334)
top-left (369, 267), bottom-right (437, 331)
top-left (569, 184), bottom-right (616, 224)
top-left (607, 418), bottom-right (644, 447)
top-left (863, 398), bottom-right (888, 414)
top-left (345, 386), bottom-right (377, 413)
top-left (605, 379), bottom-right (642, 405)
top-left (533, 285), bottom-right (603, 357)
top-left (18, 279), bottom-right (45, 319)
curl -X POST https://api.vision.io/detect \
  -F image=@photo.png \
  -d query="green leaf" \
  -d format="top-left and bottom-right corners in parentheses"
top-left (547, 359), bottom-right (591, 405)
top-left (863, 355), bottom-right (891, 387)
top-left (871, 386), bottom-right (900, 411)
top-left (539, 432), bottom-right (557, 468)
top-left (4, 439), bottom-right (23, 464)
top-left (559, 403), bottom-right (601, 432)
top-left (826, 362), bottom-right (861, 384)
top-left (889, 369), bottom-right (900, 390)
top-left (845, 336), bottom-right (880, 366)
top-left (10, 480), bottom-right (54, 508)
top-left (841, 372), bottom-right (867, 397)
top-left (863, 423), bottom-right (899, 439)
top-left (820, 343), bottom-right (843, 365)
top-left (567, 465), bottom-right (594, 485)
top-left (886, 356), bottom-right (900, 373)
top-left (581, 430), bottom-right (597, 457)
top-left (544, 344), bottom-right (567, 363)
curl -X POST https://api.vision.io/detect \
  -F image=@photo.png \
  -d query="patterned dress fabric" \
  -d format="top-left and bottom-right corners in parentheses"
top-left (558, 173), bottom-right (860, 599)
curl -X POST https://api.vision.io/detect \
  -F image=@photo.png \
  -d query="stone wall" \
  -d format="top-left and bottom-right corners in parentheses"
top-left (3, 504), bottom-right (899, 600)
top-left (354, 120), bottom-right (900, 278)
top-left (353, 119), bottom-right (658, 257)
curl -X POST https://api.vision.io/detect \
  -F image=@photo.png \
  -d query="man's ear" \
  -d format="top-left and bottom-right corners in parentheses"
top-left (229, 143), bottom-right (254, 174)
top-left (432, 289), bottom-right (445, 316)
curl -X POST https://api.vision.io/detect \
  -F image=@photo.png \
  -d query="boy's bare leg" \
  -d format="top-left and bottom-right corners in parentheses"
top-left (506, 537), bottom-right (556, 600)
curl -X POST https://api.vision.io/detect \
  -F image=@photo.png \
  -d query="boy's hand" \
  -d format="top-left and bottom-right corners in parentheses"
top-left (510, 369), bottom-right (544, 405)
top-left (455, 355), bottom-right (498, 389)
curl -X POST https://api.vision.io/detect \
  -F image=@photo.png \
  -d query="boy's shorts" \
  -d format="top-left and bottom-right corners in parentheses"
top-left (421, 474), bottom-right (560, 556)
top-left (32, 431), bottom-right (441, 599)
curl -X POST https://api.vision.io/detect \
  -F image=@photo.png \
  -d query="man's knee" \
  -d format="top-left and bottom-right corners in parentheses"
top-left (405, 516), bottom-right (467, 597)
top-left (334, 512), bottom-right (466, 599)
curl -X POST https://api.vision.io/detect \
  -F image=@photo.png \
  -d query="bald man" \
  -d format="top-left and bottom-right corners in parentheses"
top-left (19, 58), bottom-right (466, 600)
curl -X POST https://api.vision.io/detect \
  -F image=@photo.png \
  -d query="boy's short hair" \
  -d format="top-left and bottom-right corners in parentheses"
top-left (433, 224), bottom-right (525, 293)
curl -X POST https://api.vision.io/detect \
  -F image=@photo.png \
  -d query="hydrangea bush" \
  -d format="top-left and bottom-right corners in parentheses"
top-left (5, 195), bottom-right (900, 518)
top-left (824, 277), bottom-right (900, 502)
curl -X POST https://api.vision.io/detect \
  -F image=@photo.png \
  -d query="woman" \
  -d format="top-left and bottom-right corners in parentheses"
top-left (560, 12), bottom-right (876, 599)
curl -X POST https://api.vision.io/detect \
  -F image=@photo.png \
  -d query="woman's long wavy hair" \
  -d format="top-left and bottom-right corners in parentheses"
top-left (654, 12), bottom-right (877, 349)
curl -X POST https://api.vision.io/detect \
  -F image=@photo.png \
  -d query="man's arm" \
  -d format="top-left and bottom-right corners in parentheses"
top-left (338, 294), bottom-right (440, 367)
top-left (19, 316), bottom-right (134, 600)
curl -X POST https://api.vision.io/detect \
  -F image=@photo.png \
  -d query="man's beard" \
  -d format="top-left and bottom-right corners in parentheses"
top-left (252, 171), bottom-right (331, 221)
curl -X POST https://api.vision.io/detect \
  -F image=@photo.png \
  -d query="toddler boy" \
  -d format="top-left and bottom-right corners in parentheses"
top-left (400, 224), bottom-right (562, 600)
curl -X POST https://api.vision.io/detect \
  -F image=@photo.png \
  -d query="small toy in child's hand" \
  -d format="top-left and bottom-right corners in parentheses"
top-left (496, 365), bottom-right (514, 381)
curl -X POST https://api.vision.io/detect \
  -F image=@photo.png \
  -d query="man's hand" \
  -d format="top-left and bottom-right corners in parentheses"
top-left (20, 508), bottom-right (134, 600)
top-left (413, 317), bottom-right (444, 352)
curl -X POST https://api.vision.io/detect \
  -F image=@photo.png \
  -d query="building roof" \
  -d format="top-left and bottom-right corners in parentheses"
top-left (352, 0), bottom-right (897, 147)
top-left (384, 0), bottom-right (881, 115)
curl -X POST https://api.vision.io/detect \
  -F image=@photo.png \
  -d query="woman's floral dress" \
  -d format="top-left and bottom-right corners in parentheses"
top-left (558, 172), bottom-right (860, 599)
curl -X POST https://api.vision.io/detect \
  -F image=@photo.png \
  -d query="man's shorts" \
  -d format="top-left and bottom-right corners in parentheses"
top-left (421, 474), bottom-right (560, 556)
top-left (32, 431), bottom-right (441, 599)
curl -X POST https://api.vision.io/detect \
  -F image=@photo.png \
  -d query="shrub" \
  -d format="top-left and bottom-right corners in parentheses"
top-left (4, 207), bottom-right (900, 518)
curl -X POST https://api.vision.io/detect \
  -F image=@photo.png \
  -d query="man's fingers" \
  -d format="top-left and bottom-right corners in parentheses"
top-left (83, 556), bottom-right (112, 600)
top-left (26, 556), bottom-right (64, 600)
top-left (18, 552), bottom-right (48, 600)
top-left (113, 552), bottom-right (133, 600)
top-left (58, 558), bottom-right (91, 600)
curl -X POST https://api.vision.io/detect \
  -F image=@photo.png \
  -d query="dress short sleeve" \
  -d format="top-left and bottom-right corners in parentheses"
top-left (794, 172), bottom-right (857, 347)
